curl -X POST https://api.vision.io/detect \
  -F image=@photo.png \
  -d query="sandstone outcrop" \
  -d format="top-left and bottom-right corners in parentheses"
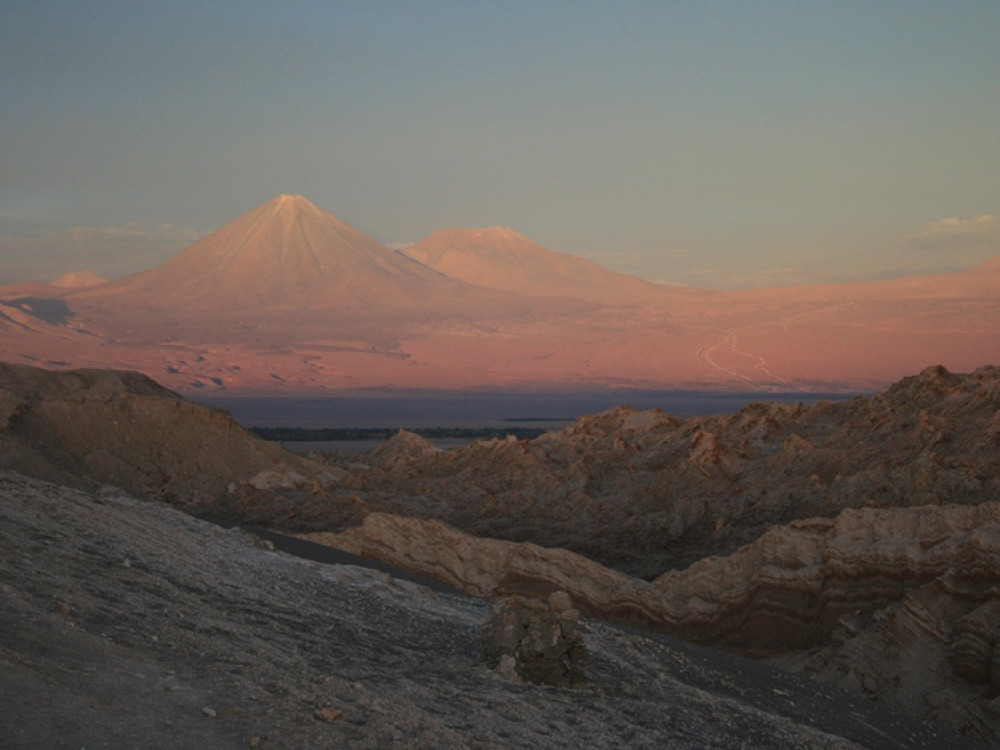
top-left (317, 365), bottom-right (1000, 577)
top-left (791, 565), bottom-right (1000, 742)
top-left (301, 512), bottom-right (639, 603)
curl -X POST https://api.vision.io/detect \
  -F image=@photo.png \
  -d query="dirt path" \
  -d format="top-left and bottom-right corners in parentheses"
top-left (697, 325), bottom-right (788, 384)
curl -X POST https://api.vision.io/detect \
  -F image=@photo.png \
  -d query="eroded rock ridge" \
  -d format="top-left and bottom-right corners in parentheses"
top-left (4, 361), bottom-right (1000, 741)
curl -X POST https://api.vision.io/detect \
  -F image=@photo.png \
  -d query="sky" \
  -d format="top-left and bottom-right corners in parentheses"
top-left (1, 1), bottom-right (998, 288)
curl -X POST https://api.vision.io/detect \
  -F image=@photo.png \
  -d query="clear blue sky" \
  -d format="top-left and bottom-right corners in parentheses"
top-left (2, 1), bottom-right (998, 287)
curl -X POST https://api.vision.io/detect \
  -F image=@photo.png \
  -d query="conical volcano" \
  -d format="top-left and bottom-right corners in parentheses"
top-left (83, 194), bottom-right (464, 311)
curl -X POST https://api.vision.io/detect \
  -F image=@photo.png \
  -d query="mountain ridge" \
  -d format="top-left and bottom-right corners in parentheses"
top-left (2, 358), bottom-right (994, 745)
top-left (402, 225), bottom-right (677, 302)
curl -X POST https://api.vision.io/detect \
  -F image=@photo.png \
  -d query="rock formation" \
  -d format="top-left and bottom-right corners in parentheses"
top-left (301, 365), bottom-right (1000, 577)
top-left (481, 591), bottom-right (587, 687)
top-left (287, 366), bottom-right (1000, 741)
top-left (303, 498), bottom-right (1000, 742)
top-left (4, 360), bottom-right (1000, 742)
top-left (0, 361), bottom-right (324, 506)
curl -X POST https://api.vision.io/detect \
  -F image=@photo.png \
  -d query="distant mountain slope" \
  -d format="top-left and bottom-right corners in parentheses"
top-left (402, 226), bottom-right (681, 303)
top-left (73, 195), bottom-right (474, 311)
top-left (0, 195), bottom-right (996, 393)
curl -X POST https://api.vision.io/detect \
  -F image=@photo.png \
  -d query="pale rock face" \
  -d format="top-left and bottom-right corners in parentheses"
top-left (303, 512), bottom-right (639, 603)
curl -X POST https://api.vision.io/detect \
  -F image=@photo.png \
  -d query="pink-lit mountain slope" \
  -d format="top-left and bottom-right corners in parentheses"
top-left (47, 195), bottom-right (552, 360)
top-left (402, 226), bottom-right (689, 303)
top-left (72, 195), bottom-right (472, 312)
top-left (0, 194), bottom-right (997, 394)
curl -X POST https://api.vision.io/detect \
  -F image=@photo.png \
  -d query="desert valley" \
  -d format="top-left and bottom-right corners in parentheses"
top-left (2, 195), bottom-right (1000, 748)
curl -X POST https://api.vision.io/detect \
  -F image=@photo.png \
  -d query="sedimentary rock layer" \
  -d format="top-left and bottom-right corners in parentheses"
top-left (303, 502), bottom-right (1000, 742)
top-left (287, 365), bottom-right (1000, 577)
top-left (6, 469), bottom-right (965, 749)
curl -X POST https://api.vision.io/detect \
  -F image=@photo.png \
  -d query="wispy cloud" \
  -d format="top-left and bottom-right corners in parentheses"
top-left (0, 223), bottom-right (202, 284)
top-left (40, 223), bottom-right (202, 242)
top-left (668, 266), bottom-right (813, 289)
top-left (904, 215), bottom-right (1000, 251)
top-left (587, 248), bottom-right (693, 278)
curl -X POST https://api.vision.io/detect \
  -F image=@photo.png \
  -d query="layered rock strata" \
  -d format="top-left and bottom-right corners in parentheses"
top-left (303, 501), bottom-right (1000, 741)
top-left (303, 365), bottom-right (1000, 577)
top-left (5, 361), bottom-right (1000, 741)
top-left (6, 469), bottom-right (971, 749)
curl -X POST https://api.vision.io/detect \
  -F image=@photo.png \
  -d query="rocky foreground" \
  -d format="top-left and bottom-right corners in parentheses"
top-left (226, 365), bottom-right (1000, 743)
top-left (0, 472), bottom-right (978, 749)
top-left (2, 361), bottom-right (1000, 744)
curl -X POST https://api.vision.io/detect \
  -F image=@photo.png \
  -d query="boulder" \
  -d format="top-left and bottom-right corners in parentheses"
top-left (481, 591), bottom-right (586, 687)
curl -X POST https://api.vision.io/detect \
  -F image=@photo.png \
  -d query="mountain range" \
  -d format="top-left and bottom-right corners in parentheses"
top-left (1, 194), bottom-right (997, 393)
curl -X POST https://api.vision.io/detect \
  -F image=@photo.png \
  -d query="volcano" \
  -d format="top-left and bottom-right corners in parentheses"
top-left (76, 194), bottom-right (471, 312)
top-left (0, 194), bottom-right (997, 393)
top-left (402, 226), bottom-right (680, 303)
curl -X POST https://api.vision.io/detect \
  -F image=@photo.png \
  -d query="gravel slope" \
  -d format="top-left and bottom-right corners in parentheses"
top-left (0, 471), bottom-right (982, 749)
